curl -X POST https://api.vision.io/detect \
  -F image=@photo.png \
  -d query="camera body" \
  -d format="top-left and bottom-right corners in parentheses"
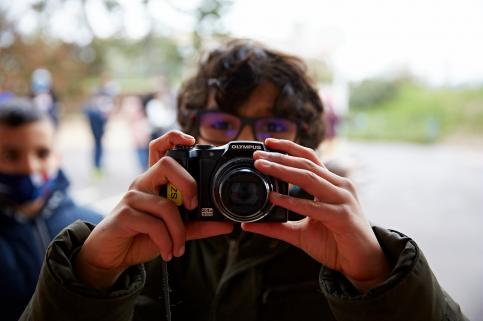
top-left (166, 141), bottom-right (288, 223)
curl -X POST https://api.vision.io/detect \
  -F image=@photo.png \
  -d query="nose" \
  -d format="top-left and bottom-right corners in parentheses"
top-left (236, 124), bottom-right (256, 141)
top-left (19, 155), bottom-right (42, 175)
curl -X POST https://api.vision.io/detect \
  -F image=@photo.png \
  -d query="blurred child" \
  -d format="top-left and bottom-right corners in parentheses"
top-left (145, 76), bottom-right (178, 140)
top-left (30, 68), bottom-right (60, 128)
top-left (0, 98), bottom-right (103, 321)
top-left (83, 74), bottom-right (117, 177)
top-left (121, 95), bottom-right (151, 171)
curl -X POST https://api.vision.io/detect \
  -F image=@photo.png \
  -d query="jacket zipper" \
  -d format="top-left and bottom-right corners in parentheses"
top-left (33, 216), bottom-right (51, 253)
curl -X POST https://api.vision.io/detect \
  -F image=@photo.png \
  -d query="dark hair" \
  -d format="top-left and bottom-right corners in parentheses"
top-left (0, 97), bottom-right (49, 127)
top-left (177, 39), bottom-right (325, 149)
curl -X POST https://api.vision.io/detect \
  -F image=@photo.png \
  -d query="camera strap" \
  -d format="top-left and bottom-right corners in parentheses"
top-left (161, 260), bottom-right (172, 321)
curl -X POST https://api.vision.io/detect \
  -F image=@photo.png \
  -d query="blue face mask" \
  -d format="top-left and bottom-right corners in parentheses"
top-left (0, 171), bottom-right (57, 205)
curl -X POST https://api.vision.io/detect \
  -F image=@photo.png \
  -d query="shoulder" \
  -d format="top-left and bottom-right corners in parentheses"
top-left (66, 205), bottom-right (104, 224)
top-left (47, 194), bottom-right (103, 233)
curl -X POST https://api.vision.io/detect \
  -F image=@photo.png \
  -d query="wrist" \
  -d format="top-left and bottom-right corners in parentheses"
top-left (347, 249), bottom-right (391, 293)
top-left (74, 246), bottom-right (125, 290)
top-left (347, 271), bottom-right (389, 293)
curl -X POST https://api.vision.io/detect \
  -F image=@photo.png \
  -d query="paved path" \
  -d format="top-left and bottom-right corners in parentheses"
top-left (336, 141), bottom-right (483, 321)
top-left (58, 114), bottom-right (483, 320)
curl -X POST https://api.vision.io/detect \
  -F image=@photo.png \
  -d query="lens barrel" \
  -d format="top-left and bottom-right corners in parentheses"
top-left (212, 158), bottom-right (274, 222)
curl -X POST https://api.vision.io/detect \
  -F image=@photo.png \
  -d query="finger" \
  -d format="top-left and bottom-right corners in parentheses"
top-left (269, 192), bottom-right (342, 224)
top-left (116, 205), bottom-right (173, 261)
top-left (132, 156), bottom-right (198, 210)
top-left (149, 130), bottom-right (195, 167)
top-left (264, 138), bottom-right (323, 166)
top-left (254, 159), bottom-right (344, 203)
top-left (254, 150), bottom-right (344, 187)
top-left (123, 190), bottom-right (186, 257)
top-left (185, 221), bottom-right (234, 240)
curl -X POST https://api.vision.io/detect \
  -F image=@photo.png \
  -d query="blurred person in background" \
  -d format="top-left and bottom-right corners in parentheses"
top-left (20, 39), bottom-right (467, 321)
top-left (122, 95), bottom-right (151, 172)
top-left (83, 73), bottom-right (118, 178)
top-left (0, 98), bottom-right (103, 321)
top-left (318, 95), bottom-right (349, 178)
top-left (145, 75), bottom-right (178, 140)
top-left (30, 68), bottom-right (60, 128)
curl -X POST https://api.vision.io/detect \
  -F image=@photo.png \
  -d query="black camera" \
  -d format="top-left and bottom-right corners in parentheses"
top-left (165, 141), bottom-right (288, 223)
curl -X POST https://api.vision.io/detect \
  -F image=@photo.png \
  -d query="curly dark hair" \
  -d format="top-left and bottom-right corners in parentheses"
top-left (177, 39), bottom-right (325, 149)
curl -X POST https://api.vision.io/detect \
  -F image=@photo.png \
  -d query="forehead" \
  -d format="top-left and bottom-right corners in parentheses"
top-left (0, 120), bottom-right (55, 149)
top-left (208, 81), bottom-right (280, 117)
top-left (238, 81), bottom-right (280, 117)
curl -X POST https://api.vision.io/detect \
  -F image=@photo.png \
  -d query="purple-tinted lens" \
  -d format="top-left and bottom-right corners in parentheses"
top-left (255, 118), bottom-right (297, 141)
top-left (199, 112), bottom-right (241, 143)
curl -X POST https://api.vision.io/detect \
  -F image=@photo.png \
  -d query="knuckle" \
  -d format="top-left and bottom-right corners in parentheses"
top-left (331, 203), bottom-right (349, 218)
top-left (341, 177), bottom-right (356, 192)
top-left (312, 200), bottom-right (325, 212)
top-left (116, 204), bottom-right (133, 220)
top-left (304, 170), bottom-right (320, 183)
top-left (123, 190), bottom-right (139, 203)
top-left (271, 152), bottom-right (284, 162)
top-left (305, 147), bottom-right (319, 163)
top-left (158, 156), bottom-right (173, 168)
top-left (302, 158), bottom-right (317, 171)
top-left (302, 145), bottom-right (312, 154)
top-left (268, 151), bottom-right (278, 158)
top-left (338, 188), bottom-right (353, 202)
top-left (167, 130), bottom-right (182, 140)
top-left (148, 139), bottom-right (157, 150)
top-left (128, 175), bottom-right (142, 190)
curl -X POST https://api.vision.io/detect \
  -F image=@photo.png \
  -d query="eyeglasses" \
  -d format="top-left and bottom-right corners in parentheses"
top-left (194, 110), bottom-right (301, 145)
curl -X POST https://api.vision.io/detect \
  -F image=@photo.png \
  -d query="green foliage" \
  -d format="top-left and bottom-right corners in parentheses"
top-left (192, 0), bottom-right (233, 50)
top-left (1, 0), bottom-right (234, 105)
top-left (0, 33), bottom-right (94, 108)
top-left (343, 83), bottom-right (483, 143)
top-left (93, 36), bottom-right (185, 85)
top-left (349, 78), bottom-right (399, 110)
top-left (306, 58), bottom-right (332, 84)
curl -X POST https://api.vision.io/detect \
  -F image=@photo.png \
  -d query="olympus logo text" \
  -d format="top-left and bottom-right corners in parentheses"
top-left (231, 145), bottom-right (262, 150)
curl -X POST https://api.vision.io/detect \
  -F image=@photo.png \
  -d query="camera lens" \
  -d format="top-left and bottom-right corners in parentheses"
top-left (222, 169), bottom-right (267, 215)
top-left (212, 159), bottom-right (273, 222)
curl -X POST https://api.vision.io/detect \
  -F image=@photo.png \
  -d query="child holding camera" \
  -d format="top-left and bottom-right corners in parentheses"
top-left (20, 40), bottom-right (467, 321)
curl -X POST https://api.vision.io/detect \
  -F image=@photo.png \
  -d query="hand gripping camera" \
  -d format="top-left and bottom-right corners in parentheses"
top-left (165, 141), bottom-right (288, 223)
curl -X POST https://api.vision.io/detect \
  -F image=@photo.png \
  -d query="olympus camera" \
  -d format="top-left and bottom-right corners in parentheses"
top-left (165, 141), bottom-right (288, 223)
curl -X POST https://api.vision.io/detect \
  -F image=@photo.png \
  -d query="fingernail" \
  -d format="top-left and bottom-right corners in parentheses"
top-left (270, 192), bottom-right (285, 202)
top-left (270, 192), bottom-right (281, 198)
top-left (163, 252), bottom-right (172, 262)
top-left (182, 133), bottom-right (194, 140)
top-left (256, 159), bottom-right (270, 169)
top-left (255, 151), bottom-right (269, 159)
top-left (190, 197), bottom-right (198, 210)
top-left (177, 246), bottom-right (185, 257)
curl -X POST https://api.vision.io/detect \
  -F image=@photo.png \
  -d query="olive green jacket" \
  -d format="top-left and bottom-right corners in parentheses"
top-left (20, 220), bottom-right (467, 321)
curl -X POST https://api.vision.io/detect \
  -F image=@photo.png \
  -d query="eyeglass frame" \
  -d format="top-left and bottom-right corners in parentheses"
top-left (191, 109), bottom-right (307, 145)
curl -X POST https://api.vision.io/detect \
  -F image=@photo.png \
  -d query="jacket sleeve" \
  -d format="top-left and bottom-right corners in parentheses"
top-left (318, 227), bottom-right (468, 321)
top-left (19, 220), bottom-right (146, 321)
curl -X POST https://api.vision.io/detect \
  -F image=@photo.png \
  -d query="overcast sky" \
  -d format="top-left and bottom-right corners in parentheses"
top-left (6, 0), bottom-right (483, 85)
top-left (226, 0), bottom-right (483, 85)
